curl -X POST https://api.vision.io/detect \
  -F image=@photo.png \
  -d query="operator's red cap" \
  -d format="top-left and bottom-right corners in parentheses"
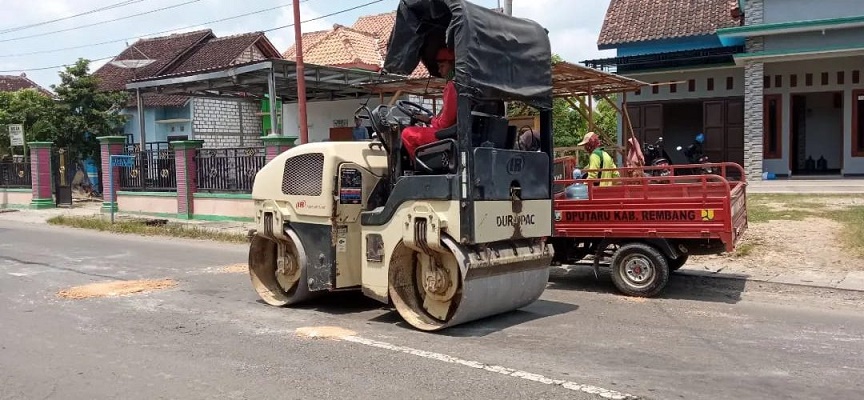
top-left (435, 47), bottom-right (455, 61)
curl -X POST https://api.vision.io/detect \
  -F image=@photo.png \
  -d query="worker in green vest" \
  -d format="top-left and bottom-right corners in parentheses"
top-left (577, 132), bottom-right (619, 186)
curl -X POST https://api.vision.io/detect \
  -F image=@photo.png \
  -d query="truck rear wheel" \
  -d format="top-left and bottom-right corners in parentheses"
top-left (610, 242), bottom-right (669, 298)
top-left (668, 254), bottom-right (689, 271)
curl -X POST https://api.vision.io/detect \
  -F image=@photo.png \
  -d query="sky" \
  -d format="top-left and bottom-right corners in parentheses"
top-left (0, 0), bottom-right (615, 90)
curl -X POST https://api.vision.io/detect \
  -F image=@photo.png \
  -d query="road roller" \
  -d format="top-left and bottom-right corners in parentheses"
top-left (247, 0), bottom-right (557, 331)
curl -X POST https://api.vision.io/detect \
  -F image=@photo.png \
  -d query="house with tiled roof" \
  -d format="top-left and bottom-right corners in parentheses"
top-left (94, 29), bottom-right (282, 149)
top-left (586, 0), bottom-right (864, 180)
top-left (0, 73), bottom-right (54, 97)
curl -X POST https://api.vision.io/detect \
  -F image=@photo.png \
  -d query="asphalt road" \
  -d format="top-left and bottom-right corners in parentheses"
top-left (1, 221), bottom-right (863, 400)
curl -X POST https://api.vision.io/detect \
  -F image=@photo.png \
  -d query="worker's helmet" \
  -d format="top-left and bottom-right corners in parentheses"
top-left (435, 47), bottom-right (455, 62)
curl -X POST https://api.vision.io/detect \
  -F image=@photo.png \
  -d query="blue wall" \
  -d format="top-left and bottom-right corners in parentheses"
top-left (123, 104), bottom-right (191, 145)
top-left (613, 35), bottom-right (739, 57)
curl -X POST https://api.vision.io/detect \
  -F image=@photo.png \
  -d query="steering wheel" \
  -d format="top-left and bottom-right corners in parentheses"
top-left (395, 100), bottom-right (434, 124)
top-left (354, 104), bottom-right (390, 152)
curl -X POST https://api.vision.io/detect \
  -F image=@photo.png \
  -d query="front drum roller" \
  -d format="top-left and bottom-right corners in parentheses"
top-left (389, 236), bottom-right (552, 331)
top-left (248, 230), bottom-right (319, 306)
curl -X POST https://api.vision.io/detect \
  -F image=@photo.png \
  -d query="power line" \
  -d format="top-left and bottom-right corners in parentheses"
top-left (0, 0), bottom-right (384, 74)
top-left (263, 0), bottom-right (384, 33)
top-left (0, 0), bottom-right (203, 44)
top-left (0, 0), bottom-right (146, 35)
top-left (0, 1), bottom-right (308, 58)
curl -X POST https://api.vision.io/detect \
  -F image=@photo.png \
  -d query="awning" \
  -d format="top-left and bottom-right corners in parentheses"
top-left (360, 61), bottom-right (647, 98)
top-left (125, 58), bottom-right (647, 103)
top-left (125, 58), bottom-right (417, 103)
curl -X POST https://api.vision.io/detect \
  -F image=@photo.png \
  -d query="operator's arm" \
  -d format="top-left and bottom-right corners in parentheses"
top-left (431, 80), bottom-right (457, 129)
top-left (586, 153), bottom-right (601, 180)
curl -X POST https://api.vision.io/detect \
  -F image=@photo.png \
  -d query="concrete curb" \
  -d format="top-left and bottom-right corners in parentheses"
top-left (675, 269), bottom-right (864, 294)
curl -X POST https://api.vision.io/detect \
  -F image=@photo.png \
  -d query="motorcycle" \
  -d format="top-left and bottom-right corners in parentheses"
top-left (675, 133), bottom-right (716, 175)
top-left (642, 137), bottom-right (673, 177)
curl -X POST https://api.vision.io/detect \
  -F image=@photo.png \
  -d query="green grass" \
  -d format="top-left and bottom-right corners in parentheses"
top-left (47, 215), bottom-right (248, 243)
top-left (744, 194), bottom-right (864, 256)
top-left (746, 194), bottom-right (853, 223)
top-left (827, 206), bottom-right (864, 257)
top-left (734, 241), bottom-right (759, 258)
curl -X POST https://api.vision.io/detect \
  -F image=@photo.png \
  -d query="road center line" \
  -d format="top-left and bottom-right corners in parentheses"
top-left (339, 334), bottom-right (640, 400)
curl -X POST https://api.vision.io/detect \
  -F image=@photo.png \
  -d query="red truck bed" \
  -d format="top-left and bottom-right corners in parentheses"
top-left (552, 160), bottom-right (748, 253)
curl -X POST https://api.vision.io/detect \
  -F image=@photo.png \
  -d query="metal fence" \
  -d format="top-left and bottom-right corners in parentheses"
top-left (0, 161), bottom-right (32, 188)
top-left (118, 147), bottom-right (177, 192)
top-left (195, 147), bottom-right (266, 193)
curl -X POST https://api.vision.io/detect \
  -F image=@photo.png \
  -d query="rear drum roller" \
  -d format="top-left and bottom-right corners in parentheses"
top-left (389, 236), bottom-right (551, 331)
top-left (248, 232), bottom-right (318, 306)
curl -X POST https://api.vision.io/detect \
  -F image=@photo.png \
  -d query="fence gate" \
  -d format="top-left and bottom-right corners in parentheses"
top-left (52, 146), bottom-right (74, 207)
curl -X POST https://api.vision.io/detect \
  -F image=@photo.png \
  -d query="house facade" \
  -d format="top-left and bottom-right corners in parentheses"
top-left (588, 0), bottom-right (864, 179)
top-left (94, 30), bottom-right (283, 150)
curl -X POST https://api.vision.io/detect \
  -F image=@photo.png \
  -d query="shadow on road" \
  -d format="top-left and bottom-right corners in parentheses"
top-left (288, 291), bottom-right (388, 315)
top-left (548, 265), bottom-right (745, 304)
top-left (367, 299), bottom-right (578, 337)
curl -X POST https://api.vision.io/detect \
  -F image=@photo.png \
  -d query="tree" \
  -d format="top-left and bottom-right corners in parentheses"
top-left (0, 89), bottom-right (57, 158)
top-left (0, 59), bottom-right (129, 163)
top-left (49, 58), bottom-right (130, 162)
top-left (506, 54), bottom-right (621, 152)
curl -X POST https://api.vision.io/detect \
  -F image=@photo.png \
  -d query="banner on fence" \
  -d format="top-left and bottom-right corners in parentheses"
top-left (8, 124), bottom-right (24, 147)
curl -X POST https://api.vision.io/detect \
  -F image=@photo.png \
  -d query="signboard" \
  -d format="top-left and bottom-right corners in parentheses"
top-left (110, 155), bottom-right (135, 168)
top-left (8, 124), bottom-right (24, 147)
top-left (108, 155), bottom-right (136, 224)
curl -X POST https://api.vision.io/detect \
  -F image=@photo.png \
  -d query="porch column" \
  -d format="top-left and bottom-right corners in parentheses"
top-left (743, 0), bottom-right (765, 181)
top-left (744, 60), bottom-right (765, 181)
top-left (27, 141), bottom-right (54, 209)
top-left (172, 140), bottom-right (204, 220)
top-left (263, 136), bottom-right (297, 162)
top-left (97, 136), bottom-right (128, 212)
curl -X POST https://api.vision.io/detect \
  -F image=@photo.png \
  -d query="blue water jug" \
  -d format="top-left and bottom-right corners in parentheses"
top-left (565, 168), bottom-right (589, 199)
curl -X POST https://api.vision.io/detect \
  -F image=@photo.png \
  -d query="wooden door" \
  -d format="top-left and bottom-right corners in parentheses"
top-left (626, 103), bottom-right (663, 144)
top-left (726, 99), bottom-right (745, 167)
top-left (329, 127), bottom-right (354, 141)
top-left (702, 99), bottom-right (745, 166)
top-left (703, 101), bottom-right (726, 164)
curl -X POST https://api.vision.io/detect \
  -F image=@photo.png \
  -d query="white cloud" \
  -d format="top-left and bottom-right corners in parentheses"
top-left (512, 0), bottom-right (614, 62)
top-left (270, 3), bottom-right (335, 55)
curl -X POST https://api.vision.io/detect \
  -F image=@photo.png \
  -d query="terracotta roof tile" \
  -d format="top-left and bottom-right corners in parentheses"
top-left (94, 29), bottom-right (214, 92)
top-left (300, 25), bottom-right (385, 69)
top-left (282, 29), bottom-right (330, 59)
top-left (351, 11), bottom-right (396, 40)
top-left (0, 73), bottom-right (53, 97)
top-left (598, 0), bottom-right (740, 48)
top-left (170, 32), bottom-right (280, 74)
top-left (96, 29), bottom-right (283, 108)
top-left (280, 12), bottom-right (429, 78)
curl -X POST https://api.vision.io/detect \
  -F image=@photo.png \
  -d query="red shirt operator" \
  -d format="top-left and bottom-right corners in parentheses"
top-left (401, 47), bottom-right (457, 161)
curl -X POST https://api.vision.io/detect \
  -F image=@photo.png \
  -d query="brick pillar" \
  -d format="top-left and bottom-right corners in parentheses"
top-left (27, 141), bottom-right (54, 209)
top-left (172, 140), bottom-right (204, 220)
top-left (97, 136), bottom-right (128, 212)
top-left (262, 136), bottom-right (298, 162)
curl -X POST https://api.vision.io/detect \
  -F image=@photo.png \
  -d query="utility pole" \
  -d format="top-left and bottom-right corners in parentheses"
top-left (504, 0), bottom-right (512, 15)
top-left (293, 0), bottom-right (309, 144)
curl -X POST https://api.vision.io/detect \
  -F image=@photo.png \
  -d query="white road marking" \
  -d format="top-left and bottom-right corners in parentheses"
top-left (338, 334), bottom-right (640, 400)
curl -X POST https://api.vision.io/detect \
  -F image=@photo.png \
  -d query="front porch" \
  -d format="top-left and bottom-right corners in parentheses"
top-left (757, 56), bottom-right (864, 178)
